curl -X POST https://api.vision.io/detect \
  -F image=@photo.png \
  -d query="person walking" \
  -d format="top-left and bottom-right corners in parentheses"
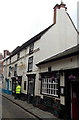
top-left (15, 83), bottom-right (21, 99)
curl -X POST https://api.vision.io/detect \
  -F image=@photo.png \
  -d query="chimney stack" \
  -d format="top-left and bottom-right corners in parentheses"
top-left (53, 3), bottom-right (67, 24)
top-left (3, 50), bottom-right (10, 58)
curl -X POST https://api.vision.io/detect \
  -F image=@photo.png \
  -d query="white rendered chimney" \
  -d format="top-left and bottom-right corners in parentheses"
top-left (53, 3), bottom-right (67, 24)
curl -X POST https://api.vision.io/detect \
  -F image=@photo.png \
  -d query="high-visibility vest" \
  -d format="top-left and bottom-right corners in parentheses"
top-left (16, 85), bottom-right (21, 94)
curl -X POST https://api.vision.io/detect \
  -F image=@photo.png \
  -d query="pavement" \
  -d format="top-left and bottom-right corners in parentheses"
top-left (2, 92), bottom-right (61, 120)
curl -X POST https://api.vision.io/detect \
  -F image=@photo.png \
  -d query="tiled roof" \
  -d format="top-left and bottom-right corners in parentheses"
top-left (9, 24), bottom-right (53, 58)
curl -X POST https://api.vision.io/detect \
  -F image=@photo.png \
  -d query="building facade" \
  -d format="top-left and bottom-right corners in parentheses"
top-left (37, 45), bottom-right (79, 119)
top-left (0, 53), bottom-right (3, 74)
top-left (3, 3), bottom-right (79, 119)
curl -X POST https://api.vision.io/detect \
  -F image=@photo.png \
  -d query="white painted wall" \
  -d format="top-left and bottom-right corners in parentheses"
top-left (35, 8), bottom-right (77, 64)
top-left (17, 58), bottom-right (26, 76)
top-left (11, 55), bottom-right (17, 63)
top-left (60, 73), bottom-right (65, 87)
top-left (38, 56), bottom-right (78, 104)
top-left (7, 59), bottom-right (10, 65)
top-left (39, 56), bottom-right (77, 72)
top-left (3, 6), bottom-right (78, 97)
top-left (77, 2), bottom-right (79, 32)
top-left (60, 96), bottom-right (65, 105)
top-left (60, 72), bottom-right (65, 105)
top-left (21, 74), bottom-right (28, 94)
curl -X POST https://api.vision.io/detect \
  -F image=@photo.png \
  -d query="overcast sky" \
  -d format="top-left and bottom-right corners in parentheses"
top-left (0, 0), bottom-right (79, 54)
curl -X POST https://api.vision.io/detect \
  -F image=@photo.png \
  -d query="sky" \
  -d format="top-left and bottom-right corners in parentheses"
top-left (0, 0), bottom-right (79, 54)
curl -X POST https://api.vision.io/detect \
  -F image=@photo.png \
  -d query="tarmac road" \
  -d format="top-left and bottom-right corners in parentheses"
top-left (2, 96), bottom-right (38, 119)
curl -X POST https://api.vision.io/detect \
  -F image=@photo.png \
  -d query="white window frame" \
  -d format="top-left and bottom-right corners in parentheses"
top-left (42, 77), bottom-right (59, 97)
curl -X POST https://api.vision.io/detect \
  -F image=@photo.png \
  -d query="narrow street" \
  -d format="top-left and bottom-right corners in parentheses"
top-left (2, 96), bottom-right (38, 119)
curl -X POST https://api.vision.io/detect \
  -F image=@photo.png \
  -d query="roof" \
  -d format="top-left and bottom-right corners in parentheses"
top-left (19, 24), bottom-right (53, 51)
top-left (36, 44), bottom-right (79, 66)
top-left (4, 4), bottom-right (79, 60)
top-left (11, 46), bottom-right (20, 56)
top-left (66, 12), bottom-right (79, 34)
top-left (7, 24), bottom-right (53, 59)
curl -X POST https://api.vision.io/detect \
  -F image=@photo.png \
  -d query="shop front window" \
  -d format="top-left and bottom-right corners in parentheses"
top-left (42, 77), bottom-right (59, 97)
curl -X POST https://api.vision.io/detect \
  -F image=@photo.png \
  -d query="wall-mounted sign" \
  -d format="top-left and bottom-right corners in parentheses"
top-left (18, 64), bottom-right (25, 69)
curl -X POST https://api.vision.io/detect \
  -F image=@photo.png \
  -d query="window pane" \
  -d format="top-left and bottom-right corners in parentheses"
top-left (28, 57), bottom-right (33, 71)
top-left (24, 81), bottom-right (26, 90)
top-left (29, 43), bottom-right (34, 54)
top-left (41, 76), bottom-right (59, 97)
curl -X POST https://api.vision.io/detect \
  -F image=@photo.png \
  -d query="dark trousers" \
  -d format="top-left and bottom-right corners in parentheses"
top-left (15, 93), bottom-right (20, 99)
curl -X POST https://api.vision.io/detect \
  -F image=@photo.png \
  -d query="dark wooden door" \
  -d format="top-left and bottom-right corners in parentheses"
top-left (71, 82), bottom-right (79, 120)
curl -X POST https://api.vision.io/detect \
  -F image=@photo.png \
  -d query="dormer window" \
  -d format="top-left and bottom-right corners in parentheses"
top-left (29, 43), bottom-right (34, 54)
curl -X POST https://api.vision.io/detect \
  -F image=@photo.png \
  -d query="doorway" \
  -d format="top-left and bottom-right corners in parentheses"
top-left (12, 76), bottom-right (22, 94)
top-left (12, 78), bottom-right (16, 94)
top-left (27, 74), bottom-right (35, 96)
top-left (71, 82), bottom-right (79, 120)
top-left (6, 79), bottom-right (9, 90)
top-left (27, 74), bottom-right (35, 103)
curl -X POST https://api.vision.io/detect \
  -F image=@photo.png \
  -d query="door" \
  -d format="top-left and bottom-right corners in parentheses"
top-left (12, 78), bottom-right (16, 94)
top-left (12, 76), bottom-right (22, 94)
top-left (27, 75), bottom-right (35, 96)
top-left (6, 79), bottom-right (9, 90)
top-left (71, 82), bottom-right (79, 120)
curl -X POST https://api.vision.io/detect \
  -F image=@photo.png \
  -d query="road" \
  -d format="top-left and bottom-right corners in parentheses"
top-left (2, 96), bottom-right (38, 119)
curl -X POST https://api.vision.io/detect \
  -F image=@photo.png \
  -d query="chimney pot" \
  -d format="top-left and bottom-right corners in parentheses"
top-left (53, 3), bottom-right (67, 24)
top-left (60, 3), bottom-right (67, 10)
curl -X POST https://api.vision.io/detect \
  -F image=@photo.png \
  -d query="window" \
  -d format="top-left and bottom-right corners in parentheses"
top-left (24, 81), bottom-right (26, 90)
top-left (9, 58), bottom-right (11, 64)
top-left (8, 66), bottom-right (11, 77)
top-left (29, 43), bottom-right (34, 54)
top-left (14, 64), bottom-right (17, 76)
top-left (28, 56), bottom-right (33, 72)
top-left (9, 81), bottom-right (12, 90)
top-left (42, 77), bottom-right (59, 97)
top-left (17, 52), bottom-right (20, 60)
